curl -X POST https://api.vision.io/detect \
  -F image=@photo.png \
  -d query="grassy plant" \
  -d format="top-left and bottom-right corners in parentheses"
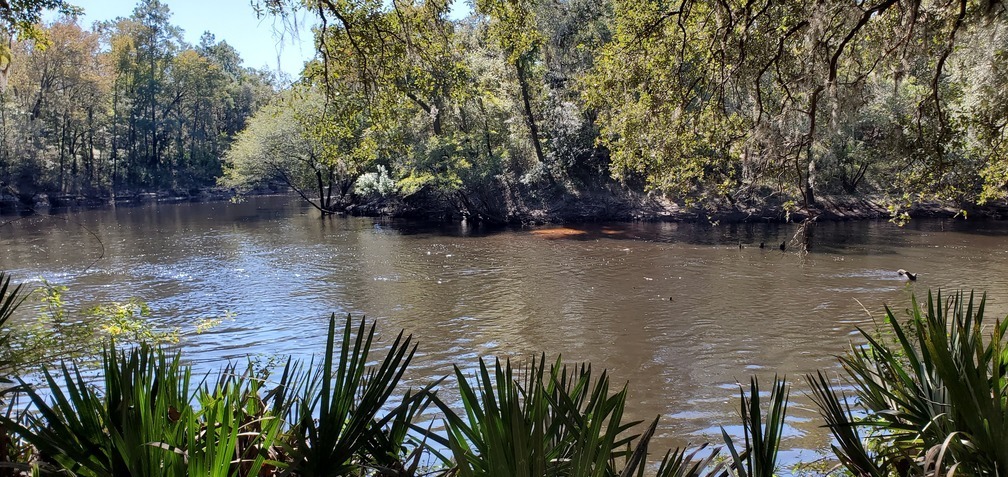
top-left (0, 271), bottom-right (28, 470)
top-left (811, 290), bottom-right (1008, 476)
top-left (0, 272), bottom-right (27, 335)
top-left (721, 376), bottom-right (789, 477)
top-left (0, 272), bottom-right (27, 379)
top-left (550, 361), bottom-right (642, 476)
top-left (280, 313), bottom-right (424, 477)
top-left (0, 272), bottom-right (26, 382)
top-left (2, 344), bottom-right (192, 476)
top-left (653, 443), bottom-right (723, 477)
top-left (0, 310), bottom-right (431, 477)
top-left (430, 355), bottom-right (652, 477)
top-left (807, 370), bottom-right (887, 477)
top-left (167, 364), bottom-right (285, 476)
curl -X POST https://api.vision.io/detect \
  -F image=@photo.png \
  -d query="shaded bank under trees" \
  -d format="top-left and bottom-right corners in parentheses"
top-left (241, 0), bottom-right (1007, 223)
top-left (2, 0), bottom-right (1007, 222)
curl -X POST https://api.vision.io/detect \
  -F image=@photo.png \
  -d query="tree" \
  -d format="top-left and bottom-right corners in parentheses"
top-left (221, 85), bottom-right (374, 214)
top-left (0, 17), bottom-right (108, 198)
top-left (0, 2), bottom-right (276, 203)
top-left (126, 0), bottom-right (182, 188)
top-left (476, 0), bottom-right (549, 171)
top-left (0, 0), bottom-right (80, 91)
top-left (95, 1), bottom-right (275, 194)
top-left (583, 0), bottom-right (1008, 212)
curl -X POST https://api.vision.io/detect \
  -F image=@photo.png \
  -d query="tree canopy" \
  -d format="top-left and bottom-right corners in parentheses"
top-left (4, 0), bottom-right (1007, 221)
top-left (0, 0), bottom-right (277, 203)
top-left (588, 0), bottom-right (1008, 212)
top-left (241, 0), bottom-right (1006, 220)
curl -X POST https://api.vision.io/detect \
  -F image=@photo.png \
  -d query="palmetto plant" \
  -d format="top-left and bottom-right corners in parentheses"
top-left (0, 271), bottom-right (29, 468)
top-left (4, 344), bottom-right (192, 476)
top-left (810, 290), bottom-right (1008, 476)
top-left (170, 364), bottom-right (285, 476)
top-left (278, 313), bottom-right (428, 477)
top-left (429, 355), bottom-right (655, 477)
top-left (652, 443), bottom-right (723, 477)
top-left (0, 272), bottom-right (27, 345)
top-left (721, 376), bottom-right (789, 477)
top-left (0, 307), bottom-right (430, 477)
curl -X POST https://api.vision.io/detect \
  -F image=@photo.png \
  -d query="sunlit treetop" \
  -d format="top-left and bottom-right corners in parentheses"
top-left (1, 0), bottom-right (80, 36)
top-left (0, 0), bottom-right (81, 89)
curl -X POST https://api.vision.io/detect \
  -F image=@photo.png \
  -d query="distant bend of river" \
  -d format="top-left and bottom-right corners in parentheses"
top-left (2, 195), bottom-right (1008, 465)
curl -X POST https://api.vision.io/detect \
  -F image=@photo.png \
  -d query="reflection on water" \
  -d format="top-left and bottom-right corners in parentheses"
top-left (2, 195), bottom-right (1008, 463)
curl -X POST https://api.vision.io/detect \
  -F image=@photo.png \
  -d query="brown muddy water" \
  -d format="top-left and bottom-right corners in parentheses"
top-left (2, 195), bottom-right (1007, 468)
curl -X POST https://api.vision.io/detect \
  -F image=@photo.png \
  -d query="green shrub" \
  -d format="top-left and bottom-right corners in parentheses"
top-left (429, 355), bottom-right (653, 477)
top-left (811, 290), bottom-right (1008, 475)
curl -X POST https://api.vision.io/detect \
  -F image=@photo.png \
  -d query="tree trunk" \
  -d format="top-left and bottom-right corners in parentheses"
top-left (85, 108), bottom-right (93, 187)
top-left (58, 113), bottom-right (68, 193)
top-left (314, 164), bottom-right (334, 215)
top-left (514, 58), bottom-right (546, 168)
top-left (111, 77), bottom-right (120, 197)
top-left (0, 91), bottom-right (8, 179)
top-left (404, 90), bottom-right (442, 136)
top-left (803, 164), bottom-right (816, 208)
top-left (802, 87), bottom-right (823, 209)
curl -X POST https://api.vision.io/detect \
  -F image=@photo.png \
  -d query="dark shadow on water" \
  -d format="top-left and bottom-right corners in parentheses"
top-left (369, 219), bottom-right (919, 257)
top-left (905, 218), bottom-right (1008, 237)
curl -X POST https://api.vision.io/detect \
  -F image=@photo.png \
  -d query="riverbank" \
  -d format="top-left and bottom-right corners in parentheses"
top-left (349, 185), bottom-right (1008, 224)
top-left (5, 184), bottom-right (1007, 224)
top-left (0, 186), bottom-right (276, 215)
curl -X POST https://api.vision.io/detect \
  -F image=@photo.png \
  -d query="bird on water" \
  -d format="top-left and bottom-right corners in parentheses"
top-left (897, 269), bottom-right (918, 281)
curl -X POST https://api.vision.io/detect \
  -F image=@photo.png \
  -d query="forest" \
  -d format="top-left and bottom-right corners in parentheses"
top-left (0, 0), bottom-right (277, 204)
top-left (3, 2), bottom-right (1008, 475)
top-left (1, 0), bottom-right (1007, 223)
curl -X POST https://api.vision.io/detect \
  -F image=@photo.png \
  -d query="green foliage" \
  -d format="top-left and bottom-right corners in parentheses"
top-left (0, 0), bottom-right (81, 74)
top-left (397, 135), bottom-right (472, 196)
top-left (171, 363), bottom-right (285, 476)
top-left (90, 298), bottom-right (178, 344)
top-left (811, 290), bottom-right (1008, 475)
top-left (221, 84), bottom-right (373, 214)
top-left (582, 0), bottom-right (1008, 210)
top-left (0, 271), bottom-right (28, 387)
top-left (430, 355), bottom-right (653, 476)
top-left (2, 346), bottom-right (285, 476)
top-left (653, 444), bottom-right (722, 477)
top-left (195, 310), bottom-right (236, 334)
top-left (721, 377), bottom-right (789, 477)
top-left (1, 280), bottom-right (178, 370)
top-left (3, 0), bottom-right (1008, 219)
top-left (280, 314), bottom-right (425, 476)
top-left (0, 272), bottom-right (28, 334)
top-left (0, 4), bottom-right (276, 200)
top-left (807, 371), bottom-right (887, 477)
top-left (0, 296), bottom-right (433, 477)
top-left (4, 344), bottom-right (192, 476)
top-left (259, 0), bottom-right (1008, 219)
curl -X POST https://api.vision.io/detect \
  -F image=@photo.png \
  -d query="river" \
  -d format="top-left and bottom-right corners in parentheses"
top-left (2, 195), bottom-right (1007, 467)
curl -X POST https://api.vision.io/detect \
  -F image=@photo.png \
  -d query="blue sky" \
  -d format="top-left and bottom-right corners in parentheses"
top-left (55, 1), bottom-right (318, 78)
top-left (54, 1), bottom-right (471, 79)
